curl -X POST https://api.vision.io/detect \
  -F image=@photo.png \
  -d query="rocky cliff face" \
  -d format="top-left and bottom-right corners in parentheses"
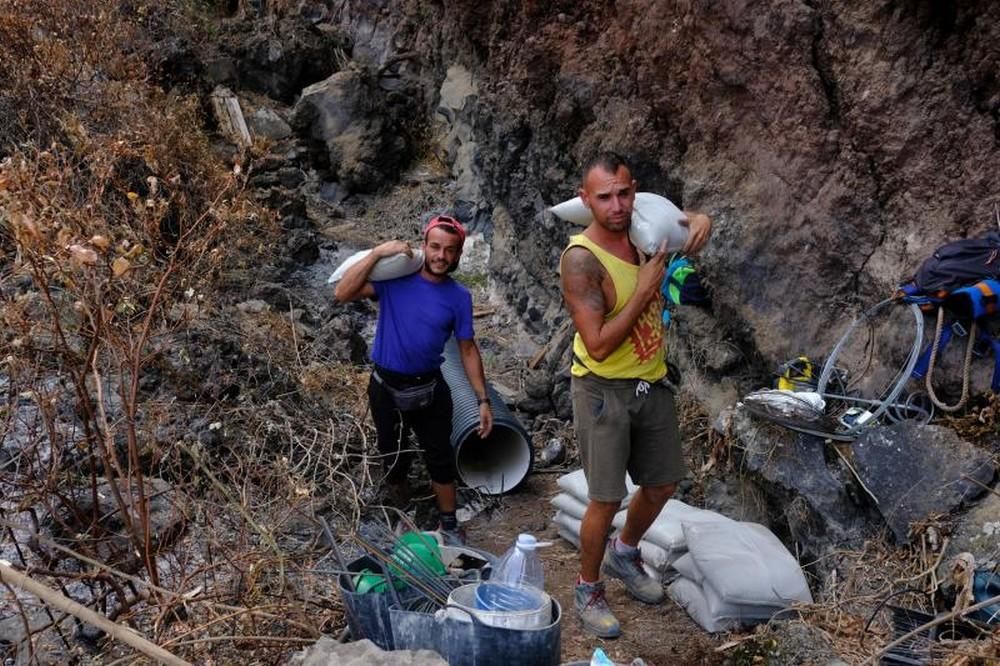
top-left (255, 0), bottom-right (998, 402)
top-left (320, 0), bottom-right (1000, 398)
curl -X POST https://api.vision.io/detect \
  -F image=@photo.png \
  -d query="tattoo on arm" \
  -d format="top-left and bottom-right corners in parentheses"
top-left (562, 248), bottom-right (607, 315)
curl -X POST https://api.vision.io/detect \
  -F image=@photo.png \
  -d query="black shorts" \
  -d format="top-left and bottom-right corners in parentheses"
top-left (368, 367), bottom-right (456, 485)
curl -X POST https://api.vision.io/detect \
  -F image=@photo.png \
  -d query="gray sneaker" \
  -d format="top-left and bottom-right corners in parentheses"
top-left (574, 580), bottom-right (621, 638)
top-left (602, 540), bottom-right (665, 604)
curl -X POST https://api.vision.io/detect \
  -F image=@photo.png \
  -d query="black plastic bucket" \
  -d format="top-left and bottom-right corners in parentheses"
top-left (390, 596), bottom-right (562, 666)
top-left (337, 555), bottom-right (418, 650)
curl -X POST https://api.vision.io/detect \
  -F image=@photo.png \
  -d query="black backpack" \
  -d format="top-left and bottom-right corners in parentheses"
top-left (900, 230), bottom-right (1000, 306)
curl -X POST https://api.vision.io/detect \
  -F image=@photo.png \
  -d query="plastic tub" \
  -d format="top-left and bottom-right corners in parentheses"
top-left (446, 583), bottom-right (551, 630)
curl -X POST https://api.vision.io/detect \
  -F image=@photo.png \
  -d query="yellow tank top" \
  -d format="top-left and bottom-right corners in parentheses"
top-left (561, 234), bottom-right (667, 381)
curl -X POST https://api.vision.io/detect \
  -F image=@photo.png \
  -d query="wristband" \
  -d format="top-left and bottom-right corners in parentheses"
top-left (477, 397), bottom-right (490, 405)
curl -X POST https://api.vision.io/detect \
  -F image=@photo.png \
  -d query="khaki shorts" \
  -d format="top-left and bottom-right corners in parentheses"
top-left (571, 373), bottom-right (686, 503)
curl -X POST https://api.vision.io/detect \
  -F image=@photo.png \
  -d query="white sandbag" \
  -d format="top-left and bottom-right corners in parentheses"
top-left (612, 499), bottom-right (732, 552)
top-left (327, 248), bottom-right (424, 284)
top-left (683, 521), bottom-right (813, 607)
top-left (548, 197), bottom-right (593, 225)
top-left (628, 193), bottom-right (689, 255)
top-left (671, 553), bottom-right (702, 583)
top-left (548, 192), bottom-right (689, 254)
top-left (555, 526), bottom-right (580, 549)
top-left (668, 577), bottom-right (785, 633)
top-left (551, 509), bottom-right (676, 580)
top-left (667, 577), bottom-right (737, 633)
top-left (640, 539), bottom-right (682, 574)
top-left (550, 493), bottom-right (588, 520)
top-left (552, 510), bottom-right (581, 535)
top-left (555, 469), bottom-right (637, 507)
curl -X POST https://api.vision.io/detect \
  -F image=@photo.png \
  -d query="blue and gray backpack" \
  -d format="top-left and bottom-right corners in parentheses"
top-left (897, 230), bottom-right (1000, 406)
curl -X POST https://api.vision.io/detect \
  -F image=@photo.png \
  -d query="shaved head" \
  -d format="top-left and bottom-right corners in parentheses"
top-left (581, 151), bottom-right (630, 184)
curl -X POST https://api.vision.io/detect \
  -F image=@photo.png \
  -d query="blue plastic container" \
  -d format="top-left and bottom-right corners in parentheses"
top-left (474, 582), bottom-right (544, 612)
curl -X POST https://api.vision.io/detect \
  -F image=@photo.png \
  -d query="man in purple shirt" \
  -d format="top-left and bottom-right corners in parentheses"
top-left (334, 215), bottom-right (493, 542)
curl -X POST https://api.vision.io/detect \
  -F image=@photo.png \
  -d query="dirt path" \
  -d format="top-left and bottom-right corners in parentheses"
top-left (465, 474), bottom-right (725, 666)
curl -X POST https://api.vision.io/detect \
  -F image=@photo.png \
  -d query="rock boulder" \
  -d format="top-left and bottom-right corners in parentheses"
top-left (852, 421), bottom-right (996, 544)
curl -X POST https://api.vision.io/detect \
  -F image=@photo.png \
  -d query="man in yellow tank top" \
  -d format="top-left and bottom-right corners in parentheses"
top-left (560, 152), bottom-right (712, 638)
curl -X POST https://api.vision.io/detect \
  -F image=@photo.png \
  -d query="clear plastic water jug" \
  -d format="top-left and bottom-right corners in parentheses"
top-left (476, 533), bottom-right (551, 612)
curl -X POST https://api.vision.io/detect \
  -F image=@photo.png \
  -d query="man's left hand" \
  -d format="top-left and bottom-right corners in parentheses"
top-left (680, 212), bottom-right (713, 256)
top-left (477, 403), bottom-right (493, 438)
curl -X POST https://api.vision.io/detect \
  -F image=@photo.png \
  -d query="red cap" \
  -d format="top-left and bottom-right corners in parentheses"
top-left (423, 215), bottom-right (467, 246)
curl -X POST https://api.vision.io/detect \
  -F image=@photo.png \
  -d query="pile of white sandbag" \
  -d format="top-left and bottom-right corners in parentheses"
top-left (549, 470), bottom-right (678, 581)
top-left (667, 519), bottom-right (813, 632)
top-left (549, 469), bottom-right (813, 632)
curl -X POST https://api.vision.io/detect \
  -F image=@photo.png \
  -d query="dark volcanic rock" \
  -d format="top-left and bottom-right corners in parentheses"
top-left (43, 477), bottom-right (187, 570)
top-left (524, 369), bottom-right (553, 399)
top-left (232, 18), bottom-right (350, 102)
top-left (286, 229), bottom-right (320, 265)
top-left (316, 314), bottom-right (369, 365)
top-left (324, 0), bottom-right (1000, 399)
top-left (852, 421), bottom-right (997, 543)
top-left (515, 396), bottom-right (552, 415)
top-left (291, 68), bottom-right (416, 193)
top-left (732, 409), bottom-right (881, 560)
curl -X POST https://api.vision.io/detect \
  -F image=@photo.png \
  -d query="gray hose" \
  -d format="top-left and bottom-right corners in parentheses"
top-left (817, 300), bottom-right (924, 435)
top-left (440, 338), bottom-right (532, 495)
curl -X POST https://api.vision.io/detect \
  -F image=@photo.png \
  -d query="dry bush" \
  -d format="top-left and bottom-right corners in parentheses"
top-left (0, 1), bottom-right (368, 663)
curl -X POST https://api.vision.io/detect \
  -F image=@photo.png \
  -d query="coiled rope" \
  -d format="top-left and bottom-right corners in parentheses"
top-left (923, 307), bottom-right (977, 412)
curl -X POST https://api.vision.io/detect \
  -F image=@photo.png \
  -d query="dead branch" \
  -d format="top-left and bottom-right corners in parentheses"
top-left (0, 560), bottom-right (191, 666)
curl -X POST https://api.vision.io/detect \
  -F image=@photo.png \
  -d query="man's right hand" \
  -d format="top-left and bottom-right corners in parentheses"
top-left (636, 241), bottom-right (668, 305)
top-left (373, 239), bottom-right (412, 259)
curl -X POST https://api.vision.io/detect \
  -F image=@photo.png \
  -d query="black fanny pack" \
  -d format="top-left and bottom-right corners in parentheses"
top-left (374, 370), bottom-right (437, 411)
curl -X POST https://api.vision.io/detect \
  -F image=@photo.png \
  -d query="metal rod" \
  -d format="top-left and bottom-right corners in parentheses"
top-left (352, 535), bottom-right (447, 607)
top-left (319, 515), bottom-right (362, 640)
top-left (365, 523), bottom-right (454, 599)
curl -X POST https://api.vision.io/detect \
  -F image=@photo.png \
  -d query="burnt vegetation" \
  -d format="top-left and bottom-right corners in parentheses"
top-left (0, 2), bottom-right (375, 663)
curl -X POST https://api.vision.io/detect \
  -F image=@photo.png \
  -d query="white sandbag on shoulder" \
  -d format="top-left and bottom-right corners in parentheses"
top-left (683, 521), bottom-right (813, 607)
top-left (548, 197), bottom-right (593, 225)
top-left (548, 192), bottom-right (689, 254)
top-left (327, 248), bottom-right (424, 284)
top-left (628, 193), bottom-right (689, 255)
top-left (668, 577), bottom-right (786, 633)
top-left (555, 469), bottom-right (637, 507)
top-left (612, 499), bottom-right (732, 552)
top-left (550, 493), bottom-right (588, 520)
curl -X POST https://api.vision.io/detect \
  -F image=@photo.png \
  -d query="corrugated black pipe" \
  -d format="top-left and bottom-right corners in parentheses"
top-left (441, 338), bottom-right (532, 494)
